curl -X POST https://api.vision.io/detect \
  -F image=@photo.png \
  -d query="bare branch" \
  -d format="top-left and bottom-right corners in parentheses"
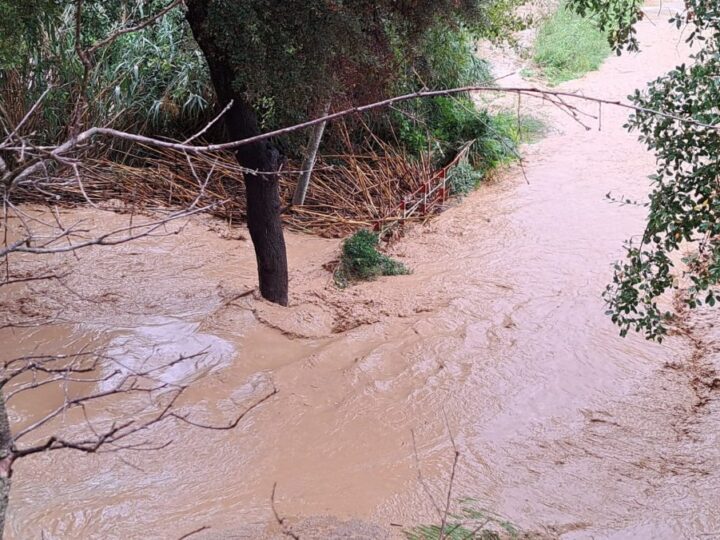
top-left (439, 411), bottom-right (460, 540)
top-left (271, 483), bottom-right (300, 540)
top-left (171, 387), bottom-right (278, 430)
top-left (9, 350), bottom-right (206, 442)
top-left (10, 387), bottom-right (185, 462)
top-left (1, 271), bottom-right (69, 287)
top-left (2, 344), bottom-right (277, 487)
top-left (0, 87), bottom-right (53, 149)
top-left (183, 100), bottom-right (234, 144)
top-left (12, 378), bottom-right (169, 443)
top-left (411, 429), bottom-right (443, 521)
top-left (4, 371), bottom-right (120, 404)
top-left (0, 202), bottom-right (222, 257)
top-left (178, 526), bottom-right (211, 540)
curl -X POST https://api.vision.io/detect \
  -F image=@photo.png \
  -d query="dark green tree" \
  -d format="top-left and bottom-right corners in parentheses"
top-left (568, 0), bottom-right (720, 340)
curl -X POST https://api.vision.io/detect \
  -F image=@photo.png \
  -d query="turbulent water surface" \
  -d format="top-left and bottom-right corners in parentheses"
top-left (3, 3), bottom-right (720, 538)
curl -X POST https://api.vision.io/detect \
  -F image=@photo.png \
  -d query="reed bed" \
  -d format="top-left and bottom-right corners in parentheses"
top-left (12, 137), bottom-right (436, 238)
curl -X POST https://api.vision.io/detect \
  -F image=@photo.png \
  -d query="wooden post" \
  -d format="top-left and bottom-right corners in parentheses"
top-left (292, 101), bottom-right (331, 206)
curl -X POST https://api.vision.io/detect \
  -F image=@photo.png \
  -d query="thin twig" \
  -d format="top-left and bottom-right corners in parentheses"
top-left (439, 410), bottom-right (460, 540)
top-left (411, 429), bottom-right (443, 521)
top-left (271, 483), bottom-right (301, 540)
top-left (178, 525), bottom-right (211, 540)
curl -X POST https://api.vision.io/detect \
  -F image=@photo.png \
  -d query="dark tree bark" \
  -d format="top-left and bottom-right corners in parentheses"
top-left (185, 2), bottom-right (289, 306)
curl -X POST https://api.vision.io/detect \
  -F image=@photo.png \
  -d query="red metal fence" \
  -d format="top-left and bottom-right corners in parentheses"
top-left (376, 140), bottom-right (474, 236)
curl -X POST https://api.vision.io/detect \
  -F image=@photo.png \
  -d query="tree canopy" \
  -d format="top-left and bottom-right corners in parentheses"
top-left (183, 0), bottom-right (525, 129)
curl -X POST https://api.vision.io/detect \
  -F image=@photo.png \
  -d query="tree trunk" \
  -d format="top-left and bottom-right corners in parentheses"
top-left (0, 394), bottom-right (11, 540)
top-left (292, 102), bottom-right (330, 206)
top-left (185, 2), bottom-right (288, 306)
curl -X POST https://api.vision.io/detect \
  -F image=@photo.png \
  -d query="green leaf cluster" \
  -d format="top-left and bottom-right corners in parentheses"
top-left (566, 0), bottom-right (644, 52)
top-left (0, 0), bottom-right (212, 143)
top-left (335, 229), bottom-right (409, 287)
top-left (599, 0), bottom-right (720, 339)
top-left (404, 499), bottom-right (520, 539)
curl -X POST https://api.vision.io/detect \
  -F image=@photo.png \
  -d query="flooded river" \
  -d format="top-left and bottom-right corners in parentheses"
top-left (3, 2), bottom-right (720, 538)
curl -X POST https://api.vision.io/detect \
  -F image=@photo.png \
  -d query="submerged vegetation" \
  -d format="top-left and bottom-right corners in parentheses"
top-left (404, 499), bottom-right (520, 540)
top-left (531, 2), bottom-right (611, 85)
top-left (335, 230), bottom-right (410, 287)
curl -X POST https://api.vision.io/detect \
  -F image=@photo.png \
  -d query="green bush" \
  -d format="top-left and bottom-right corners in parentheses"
top-left (0, 2), bottom-right (213, 145)
top-left (379, 27), bottom-right (498, 164)
top-left (335, 230), bottom-right (409, 287)
top-left (380, 26), bottom-right (545, 182)
top-left (532, 3), bottom-right (611, 85)
top-left (444, 112), bottom-right (544, 196)
top-left (447, 162), bottom-right (484, 196)
top-left (427, 97), bottom-right (492, 160)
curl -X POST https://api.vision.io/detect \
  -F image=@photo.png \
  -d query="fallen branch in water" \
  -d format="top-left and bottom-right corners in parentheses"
top-left (178, 525), bottom-right (211, 540)
top-left (271, 482), bottom-right (301, 540)
top-left (0, 201), bottom-right (223, 259)
top-left (1, 347), bottom-right (278, 476)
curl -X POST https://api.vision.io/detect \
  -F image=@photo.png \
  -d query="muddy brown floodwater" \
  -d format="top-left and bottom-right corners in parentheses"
top-left (3, 3), bottom-right (720, 539)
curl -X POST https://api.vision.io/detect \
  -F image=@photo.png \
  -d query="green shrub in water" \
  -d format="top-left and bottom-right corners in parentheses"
top-left (447, 162), bottom-right (484, 196)
top-left (404, 498), bottom-right (521, 539)
top-left (335, 230), bottom-right (409, 286)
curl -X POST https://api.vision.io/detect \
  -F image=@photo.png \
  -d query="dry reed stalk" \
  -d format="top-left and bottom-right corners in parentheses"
top-left (10, 124), bottom-right (438, 237)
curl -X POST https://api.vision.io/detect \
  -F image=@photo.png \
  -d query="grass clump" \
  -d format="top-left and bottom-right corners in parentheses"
top-left (335, 230), bottom-right (409, 287)
top-left (476, 112), bottom-right (545, 168)
top-left (447, 112), bottom-right (545, 196)
top-left (532, 3), bottom-right (611, 85)
top-left (404, 499), bottom-right (520, 539)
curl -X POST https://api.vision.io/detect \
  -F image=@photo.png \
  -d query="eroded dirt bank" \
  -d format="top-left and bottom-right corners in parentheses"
top-left (3, 2), bottom-right (720, 538)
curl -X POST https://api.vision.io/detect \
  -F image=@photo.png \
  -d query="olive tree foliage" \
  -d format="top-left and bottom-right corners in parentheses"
top-left (184, 0), bottom-right (526, 134)
top-left (569, 0), bottom-right (643, 52)
top-left (568, 0), bottom-right (720, 340)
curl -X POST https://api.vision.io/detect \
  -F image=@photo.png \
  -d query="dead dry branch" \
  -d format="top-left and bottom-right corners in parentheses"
top-left (1, 348), bottom-right (277, 478)
top-left (5, 122), bottom-right (436, 238)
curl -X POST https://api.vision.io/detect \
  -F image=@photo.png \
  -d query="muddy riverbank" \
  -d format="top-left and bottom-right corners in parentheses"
top-left (3, 2), bottom-right (720, 538)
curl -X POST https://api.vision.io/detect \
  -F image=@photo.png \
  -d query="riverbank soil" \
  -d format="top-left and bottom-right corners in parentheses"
top-left (3, 2), bottom-right (719, 538)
